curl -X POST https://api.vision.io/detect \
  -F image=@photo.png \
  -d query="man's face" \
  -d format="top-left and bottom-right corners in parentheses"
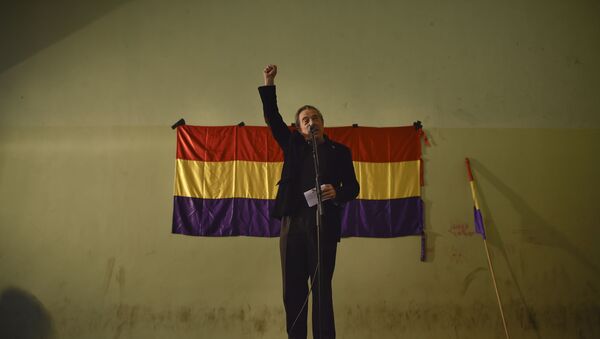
top-left (298, 109), bottom-right (324, 140)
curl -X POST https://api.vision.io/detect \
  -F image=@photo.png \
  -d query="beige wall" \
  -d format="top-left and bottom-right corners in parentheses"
top-left (1, 0), bottom-right (598, 338)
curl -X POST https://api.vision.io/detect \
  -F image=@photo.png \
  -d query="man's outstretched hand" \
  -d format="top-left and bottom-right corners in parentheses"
top-left (263, 64), bottom-right (277, 86)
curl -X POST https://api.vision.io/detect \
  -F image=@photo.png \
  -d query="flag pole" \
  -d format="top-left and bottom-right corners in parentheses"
top-left (465, 158), bottom-right (511, 339)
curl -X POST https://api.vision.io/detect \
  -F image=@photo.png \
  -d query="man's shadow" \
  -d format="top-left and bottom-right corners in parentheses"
top-left (0, 287), bottom-right (55, 339)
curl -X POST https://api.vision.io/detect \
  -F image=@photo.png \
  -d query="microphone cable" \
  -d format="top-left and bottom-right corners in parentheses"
top-left (289, 261), bottom-right (320, 333)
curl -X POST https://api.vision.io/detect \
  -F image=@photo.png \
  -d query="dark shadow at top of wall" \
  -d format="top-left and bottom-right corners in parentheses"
top-left (0, 287), bottom-right (55, 339)
top-left (0, 0), bottom-right (133, 73)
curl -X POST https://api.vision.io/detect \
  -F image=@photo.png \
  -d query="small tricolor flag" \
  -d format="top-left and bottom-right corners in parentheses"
top-left (172, 125), bottom-right (425, 239)
top-left (466, 158), bottom-right (487, 239)
top-left (465, 158), bottom-right (511, 338)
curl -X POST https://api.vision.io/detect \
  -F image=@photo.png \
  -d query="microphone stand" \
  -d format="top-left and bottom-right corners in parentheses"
top-left (309, 126), bottom-right (324, 339)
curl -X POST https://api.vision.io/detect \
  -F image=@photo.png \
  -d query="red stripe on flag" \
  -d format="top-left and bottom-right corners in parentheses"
top-left (177, 125), bottom-right (284, 162)
top-left (465, 158), bottom-right (474, 181)
top-left (326, 126), bottom-right (421, 163)
top-left (177, 125), bottom-right (422, 162)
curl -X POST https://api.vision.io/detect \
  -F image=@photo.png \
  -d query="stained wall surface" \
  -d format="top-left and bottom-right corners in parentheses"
top-left (1, 1), bottom-right (599, 338)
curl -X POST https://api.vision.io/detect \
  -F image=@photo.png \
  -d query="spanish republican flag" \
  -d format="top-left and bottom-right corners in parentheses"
top-left (172, 125), bottom-right (424, 238)
top-left (465, 158), bottom-right (487, 239)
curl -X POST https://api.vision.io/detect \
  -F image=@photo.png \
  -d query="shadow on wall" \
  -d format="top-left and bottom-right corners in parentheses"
top-left (0, 287), bottom-right (55, 339)
top-left (469, 159), bottom-right (599, 339)
top-left (420, 131), bottom-right (437, 263)
top-left (0, 0), bottom-right (133, 73)
top-left (471, 159), bottom-right (599, 275)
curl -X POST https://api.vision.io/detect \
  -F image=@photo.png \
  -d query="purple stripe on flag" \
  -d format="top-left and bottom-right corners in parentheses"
top-left (341, 198), bottom-right (423, 237)
top-left (172, 196), bottom-right (280, 237)
top-left (172, 196), bottom-right (423, 238)
top-left (474, 207), bottom-right (486, 239)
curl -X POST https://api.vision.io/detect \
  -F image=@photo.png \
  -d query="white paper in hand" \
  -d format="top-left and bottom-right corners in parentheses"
top-left (303, 185), bottom-right (332, 207)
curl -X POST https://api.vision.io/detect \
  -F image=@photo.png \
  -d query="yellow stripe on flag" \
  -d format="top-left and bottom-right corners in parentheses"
top-left (354, 160), bottom-right (420, 200)
top-left (469, 181), bottom-right (480, 210)
top-left (175, 160), bottom-right (282, 199)
top-left (175, 159), bottom-right (420, 200)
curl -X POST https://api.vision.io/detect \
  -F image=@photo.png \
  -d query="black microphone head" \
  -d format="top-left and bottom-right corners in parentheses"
top-left (309, 124), bottom-right (318, 133)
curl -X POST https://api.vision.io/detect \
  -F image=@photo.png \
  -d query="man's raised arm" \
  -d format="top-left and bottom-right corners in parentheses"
top-left (259, 64), bottom-right (290, 149)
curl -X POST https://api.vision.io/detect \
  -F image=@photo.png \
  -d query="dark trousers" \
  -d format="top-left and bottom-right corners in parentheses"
top-left (279, 214), bottom-right (338, 339)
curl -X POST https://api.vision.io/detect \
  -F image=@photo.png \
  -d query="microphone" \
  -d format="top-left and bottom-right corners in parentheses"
top-left (309, 123), bottom-right (318, 134)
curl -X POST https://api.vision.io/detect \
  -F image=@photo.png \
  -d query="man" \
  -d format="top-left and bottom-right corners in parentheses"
top-left (258, 64), bottom-right (359, 339)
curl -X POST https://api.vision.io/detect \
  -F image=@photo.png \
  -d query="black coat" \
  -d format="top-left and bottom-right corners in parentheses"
top-left (258, 85), bottom-right (360, 242)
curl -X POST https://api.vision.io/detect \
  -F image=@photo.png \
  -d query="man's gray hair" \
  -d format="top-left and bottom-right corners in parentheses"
top-left (294, 105), bottom-right (324, 127)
